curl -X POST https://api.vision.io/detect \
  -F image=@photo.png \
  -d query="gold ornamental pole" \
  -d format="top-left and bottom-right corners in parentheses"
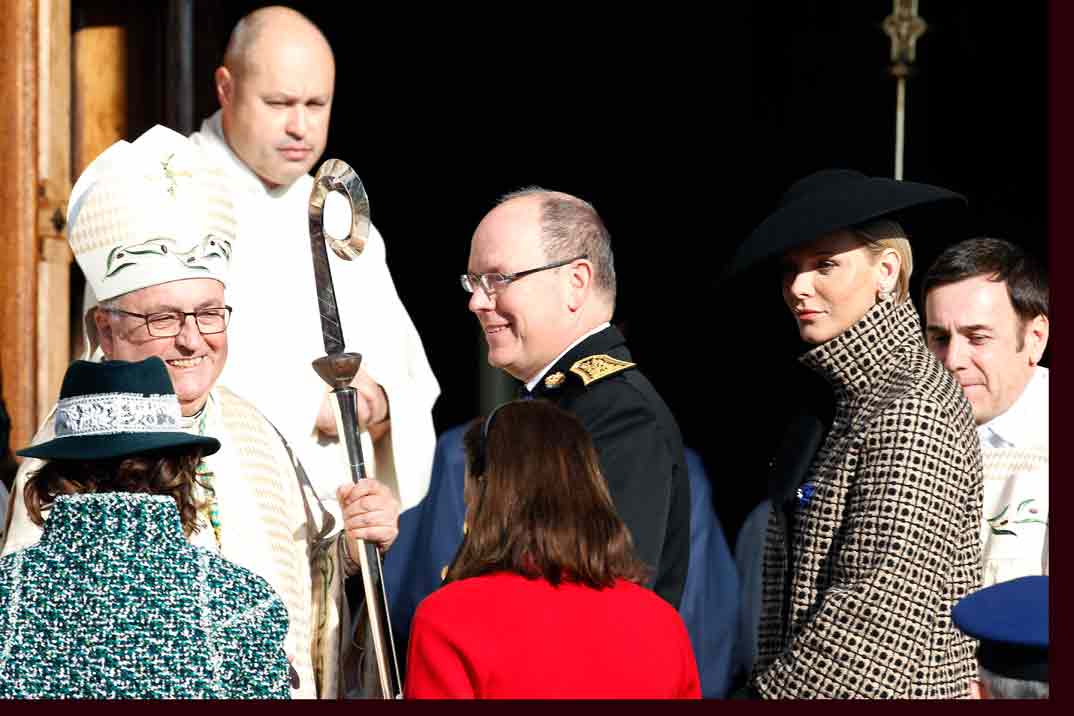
top-left (882, 0), bottom-right (927, 181)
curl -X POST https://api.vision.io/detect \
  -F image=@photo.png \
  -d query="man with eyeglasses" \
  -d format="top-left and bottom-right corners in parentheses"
top-left (1, 125), bottom-right (400, 698)
top-left (463, 187), bottom-right (690, 609)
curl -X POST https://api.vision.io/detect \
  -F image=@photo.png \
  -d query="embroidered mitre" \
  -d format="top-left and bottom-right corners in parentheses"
top-left (67, 125), bottom-right (237, 302)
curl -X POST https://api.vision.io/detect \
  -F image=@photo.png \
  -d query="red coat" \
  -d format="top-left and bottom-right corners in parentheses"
top-left (404, 571), bottom-right (701, 699)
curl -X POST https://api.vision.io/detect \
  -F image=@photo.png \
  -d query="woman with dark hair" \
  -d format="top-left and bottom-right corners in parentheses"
top-left (404, 399), bottom-right (700, 699)
top-left (0, 357), bottom-right (291, 698)
top-left (724, 170), bottom-right (984, 699)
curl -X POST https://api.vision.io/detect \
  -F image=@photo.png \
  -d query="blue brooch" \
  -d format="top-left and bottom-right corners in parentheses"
top-left (796, 483), bottom-right (817, 509)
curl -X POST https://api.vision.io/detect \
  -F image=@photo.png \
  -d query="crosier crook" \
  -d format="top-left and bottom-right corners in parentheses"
top-left (307, 159), bottom-right (402, 699)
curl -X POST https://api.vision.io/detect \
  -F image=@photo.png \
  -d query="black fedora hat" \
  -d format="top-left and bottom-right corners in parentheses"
top-left (724, 169), bottom-right (967, 279)
top-left (17, 357), bottom-right (220, 461)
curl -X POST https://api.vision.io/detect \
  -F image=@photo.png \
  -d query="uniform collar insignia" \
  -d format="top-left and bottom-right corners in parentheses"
top-left (543, 372), bottom-right (566, 389)
top-left (569, 354), bottom-right (636, 387)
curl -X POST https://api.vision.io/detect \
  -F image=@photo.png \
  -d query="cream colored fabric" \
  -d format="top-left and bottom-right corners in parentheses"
top-left (67, 125), bottom-right (236, 303)
top-left (190, 111), bottom-right (439, 518)
top-left (980, 447), bottom-right (1048, 586)
top-left (1, 387), bottom-right (351, 698)
top-left (977, 367), bottom-right (1048, 586)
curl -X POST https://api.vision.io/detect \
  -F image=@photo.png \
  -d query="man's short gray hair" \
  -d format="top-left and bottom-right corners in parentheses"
top-left (979, 666), bottom-right (1049, 699)
top-left (498, 187), bottom-right (616, 306)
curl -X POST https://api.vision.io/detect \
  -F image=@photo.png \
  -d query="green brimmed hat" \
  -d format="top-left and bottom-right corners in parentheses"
top-left (17, 357), bottom-right (220, 461)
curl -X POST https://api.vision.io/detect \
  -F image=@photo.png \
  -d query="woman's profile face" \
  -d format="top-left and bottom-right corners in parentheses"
top-left (781, 231), bottom-right (882, 345)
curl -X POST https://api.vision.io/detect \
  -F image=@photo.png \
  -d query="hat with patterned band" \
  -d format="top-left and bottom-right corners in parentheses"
top-left (16, 357), bottom-right (220, 461)
top-left (68, 122), bottom-right (238, 302)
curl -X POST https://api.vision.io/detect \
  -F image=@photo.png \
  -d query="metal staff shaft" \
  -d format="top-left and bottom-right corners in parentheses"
top-left (308, 159), bottom-right (401, 699)
top-left (895, 75), bottom-right (906, 180)
top-left (318, 364), bottom-right (402, 700)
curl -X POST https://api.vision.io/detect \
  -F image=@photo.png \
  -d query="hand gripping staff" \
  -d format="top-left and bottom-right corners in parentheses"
top-left (308, 159), bottom-right (402, 699)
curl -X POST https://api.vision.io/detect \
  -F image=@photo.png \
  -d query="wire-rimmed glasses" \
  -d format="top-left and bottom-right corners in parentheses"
top-left (461, 254), bottom-right (588, 298)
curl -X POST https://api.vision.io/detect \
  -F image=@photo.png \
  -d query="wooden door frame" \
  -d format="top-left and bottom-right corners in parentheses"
top-left (0, 0), bottom-right (71, 454)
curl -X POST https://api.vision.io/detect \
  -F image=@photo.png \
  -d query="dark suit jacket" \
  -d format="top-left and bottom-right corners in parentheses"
top-left (528, 325), bottom-right (690, 609)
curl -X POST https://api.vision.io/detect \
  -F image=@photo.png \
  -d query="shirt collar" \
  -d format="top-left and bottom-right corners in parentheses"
top-left (525, 322), bottom-right (611, 393)
top-left (978, 365), bottom-right (1049, 450)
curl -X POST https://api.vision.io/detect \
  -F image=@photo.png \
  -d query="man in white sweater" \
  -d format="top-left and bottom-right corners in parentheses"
top-left (923, 237), bottom-right (1049, 586)
top-left (5, 124), bottom-right (402, 697)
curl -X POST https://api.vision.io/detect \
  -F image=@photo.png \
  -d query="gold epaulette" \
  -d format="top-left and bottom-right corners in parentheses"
top-left (569, 354), bottom-right (636, 386)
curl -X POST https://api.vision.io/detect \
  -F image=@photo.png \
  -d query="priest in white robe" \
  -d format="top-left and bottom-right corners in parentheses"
top-left (2, 124), bottom-right (402, 699)
top-left (190, 6), bottom-right (439, 521)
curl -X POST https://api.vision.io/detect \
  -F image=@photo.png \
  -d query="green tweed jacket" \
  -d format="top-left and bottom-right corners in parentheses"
top-left (753, 298), bottom-right (983, 699)
top-left (0, 492), bottom-right (291, 698)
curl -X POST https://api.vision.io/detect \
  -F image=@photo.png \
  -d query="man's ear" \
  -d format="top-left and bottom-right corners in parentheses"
top-left (1025, 313), bottom-right (1050, 366)
top-left (214, 66), bottom-right (234, 108)
top-left (565, 258), bottom-right (594, 312)
top-left (93, 308), bottom-right (115, 358)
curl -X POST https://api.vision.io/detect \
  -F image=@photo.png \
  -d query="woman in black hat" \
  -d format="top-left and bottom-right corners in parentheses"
top-left (728, 170), bottom-right (983, 699)
top-left (0, 357), bottom-right (292, 698)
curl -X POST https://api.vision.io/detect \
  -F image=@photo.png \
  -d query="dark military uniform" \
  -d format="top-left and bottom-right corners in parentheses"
top-left (528, 325), bottom-right (690, 609)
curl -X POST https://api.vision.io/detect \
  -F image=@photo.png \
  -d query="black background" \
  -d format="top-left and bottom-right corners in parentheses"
top-left (81, 0), bottom-right (1048, 545)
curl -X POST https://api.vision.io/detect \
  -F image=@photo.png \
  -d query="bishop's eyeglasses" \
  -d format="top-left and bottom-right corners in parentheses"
top-left (104, 306), bottom-right (233, 337)
top-left (461, 254), bottom-right (588, 298)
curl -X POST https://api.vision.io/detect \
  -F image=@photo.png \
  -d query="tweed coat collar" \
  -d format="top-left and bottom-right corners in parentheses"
top-left (798, 298), bottom-right (922, 404)
top-left (39, 493), bottom-right (183, 551)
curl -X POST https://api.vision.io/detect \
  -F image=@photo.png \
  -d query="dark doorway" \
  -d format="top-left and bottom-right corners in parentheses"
top-left (105, 0), bottom-right (1047, 543)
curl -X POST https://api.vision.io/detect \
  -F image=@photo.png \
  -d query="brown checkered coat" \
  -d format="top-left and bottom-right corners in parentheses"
top-left (752, 299), bottom-right (982, 699)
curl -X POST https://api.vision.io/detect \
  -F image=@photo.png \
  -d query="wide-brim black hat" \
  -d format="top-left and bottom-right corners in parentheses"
top-left (17, 357), bottom-right (220, 461)
top-left (724, 169), bottom-right (967, 278)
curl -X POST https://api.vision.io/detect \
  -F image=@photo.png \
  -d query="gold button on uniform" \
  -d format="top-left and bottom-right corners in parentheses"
top-left (544, 371), bottom-right (566, 389)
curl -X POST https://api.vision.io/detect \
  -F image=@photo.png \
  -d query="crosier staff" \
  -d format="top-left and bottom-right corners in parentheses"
top-left (307, 159), bottom-right (402, 699)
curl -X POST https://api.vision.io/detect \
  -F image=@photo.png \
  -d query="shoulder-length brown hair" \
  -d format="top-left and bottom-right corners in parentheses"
top-left (445, 399), bottom-right (649, 589)
top-left (25, 447), bottom-right (208, 537)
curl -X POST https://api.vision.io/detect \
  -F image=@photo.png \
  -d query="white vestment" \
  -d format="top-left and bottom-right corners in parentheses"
top-left (977, 365), bottom-right (1049, 586)
top-left (188, 111), bottom-right (439, 521)
top-left (1, 387), bottom-right (356, 698)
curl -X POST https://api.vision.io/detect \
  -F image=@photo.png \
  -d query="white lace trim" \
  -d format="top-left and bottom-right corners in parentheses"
top-left (197, 549), bottom-right (225, 695)
top-left (54, 392), bottom-right (183, 438)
